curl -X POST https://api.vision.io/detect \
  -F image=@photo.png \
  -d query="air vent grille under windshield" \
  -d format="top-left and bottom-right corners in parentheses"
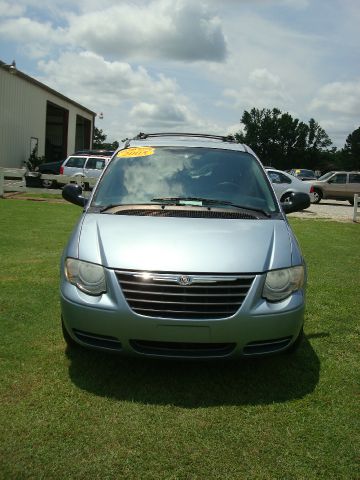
top-left (114, 209), bottom-right (257, 219)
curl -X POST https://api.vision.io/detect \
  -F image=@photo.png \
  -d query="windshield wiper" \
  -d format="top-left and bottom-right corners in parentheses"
top-left (99, 201), bottom-right (166, 213)
top-left (151, 197), bottom-right (271, 217)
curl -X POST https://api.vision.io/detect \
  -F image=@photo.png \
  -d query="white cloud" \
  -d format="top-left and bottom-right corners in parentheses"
top-left (309, 80), bottom-right (360, 116)
top-left (1, 0), bottom-right (359, 149)
top-left (128, 100), bottom-right (226, 135)
top-left (0, 1), bottom-right (25, 16)
top-left (222, 68), bottom-right (291, 110)
top-left (66, 0), bottom-right (227, 62)
top-left (0, 0), bottom-right (227, 62)
top-left (130, 102), bottom-right (190, 126)
top-left (308, 79), bottom-right (360, 147)
top-left (205, 9), bottom-right (322, 116)
top-left (206, 0), bottom-right (309, 6)
top-left (249, 68), bottom-right (282, 90)
top-left (225, 123), bottom-right (244, 136)
top-left (36, 51), bottom-right (221, 140)
top-left (280, 0), bottom-right (309, 8)
top-left (318, 117), bottom-right (359, 148)
top-left (0, 17), bottom-right (66, 57)
top-left (38, 51), bottom-right (179, 107)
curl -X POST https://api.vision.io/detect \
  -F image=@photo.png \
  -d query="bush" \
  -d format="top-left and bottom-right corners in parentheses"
top-left (24, 146), bottom-right (47, 171)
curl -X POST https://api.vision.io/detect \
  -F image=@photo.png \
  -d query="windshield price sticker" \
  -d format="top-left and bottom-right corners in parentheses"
top-left (117, 147), bottom-right (155, 158)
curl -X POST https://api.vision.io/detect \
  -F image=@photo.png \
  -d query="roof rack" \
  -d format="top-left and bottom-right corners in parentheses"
top-left (74, 149), bottom-right (114, 156)
top-left (134, 132), bottom-right (236, 143)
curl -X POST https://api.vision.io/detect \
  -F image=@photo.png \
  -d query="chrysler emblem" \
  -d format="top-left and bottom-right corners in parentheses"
top-left (178, 275), bottom-right (192, 286)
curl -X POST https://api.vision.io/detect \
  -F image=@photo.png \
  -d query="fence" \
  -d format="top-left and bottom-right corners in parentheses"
top-left (0, 168), bottom-right (28, 196)
top-left (2, 169), bottom-right (360, 223)
top-left (0, 168), bottom-right (97, 197)
top-left (353, 194), bottom-right (360, 223)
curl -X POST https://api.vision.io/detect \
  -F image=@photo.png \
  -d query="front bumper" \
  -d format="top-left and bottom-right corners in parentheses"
top-left (60, 270), bottom-right (305, 359)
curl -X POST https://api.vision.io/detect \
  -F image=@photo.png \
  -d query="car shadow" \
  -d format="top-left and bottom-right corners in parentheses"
top-left (318, 201), bottom-right (351, 207)
top-left (66, 335), bottom-right (320, 408)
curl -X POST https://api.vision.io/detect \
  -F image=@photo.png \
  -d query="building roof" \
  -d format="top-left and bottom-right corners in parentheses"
top-left (0, 59), bottom-right (96, 117)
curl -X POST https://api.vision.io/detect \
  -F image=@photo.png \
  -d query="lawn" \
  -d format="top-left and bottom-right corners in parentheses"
top-left (0, 199), bottom-right (359, 480)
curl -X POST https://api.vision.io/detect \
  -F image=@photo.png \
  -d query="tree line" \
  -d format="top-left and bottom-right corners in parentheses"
top-left (232, 107), bottom-right (360, 172)
top-left (94, 108), bottom-right (360, 173)
top-left (93, 127), bottom-right (119, 151)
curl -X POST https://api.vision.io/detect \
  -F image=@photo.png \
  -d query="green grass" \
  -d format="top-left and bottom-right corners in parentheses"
top-left (8, 192), bottom-right (64, 200)
top-left (0, 199), bottom-right (359, 479)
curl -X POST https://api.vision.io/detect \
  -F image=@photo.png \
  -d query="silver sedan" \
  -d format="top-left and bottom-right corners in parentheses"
top-left (266, 168), bottom-right (314, 204)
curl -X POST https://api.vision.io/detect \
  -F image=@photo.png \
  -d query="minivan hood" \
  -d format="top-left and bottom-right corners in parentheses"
top-left (77, 214), bottom-right (293, 273)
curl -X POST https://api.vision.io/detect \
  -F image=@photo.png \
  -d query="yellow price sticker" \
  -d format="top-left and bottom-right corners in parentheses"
top-left (117, 147), bottom-right (155, 158)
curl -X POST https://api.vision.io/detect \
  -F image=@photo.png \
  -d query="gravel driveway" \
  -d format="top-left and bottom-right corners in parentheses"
top-left (289, 199), bottom-right (358, 222)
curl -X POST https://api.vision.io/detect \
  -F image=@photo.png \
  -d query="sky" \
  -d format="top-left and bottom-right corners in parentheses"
top-left (0, 0), bottom-right (359, 148)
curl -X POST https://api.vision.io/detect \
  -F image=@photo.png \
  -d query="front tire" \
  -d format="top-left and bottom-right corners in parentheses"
top-left (280, 192), bottom-right (293, 204)
top-left (41, 172), bottom-right (56, 188)
top-left (312, 188), bottom-right (322, 204)
top-left (42, 178), bottom-right (55, 188)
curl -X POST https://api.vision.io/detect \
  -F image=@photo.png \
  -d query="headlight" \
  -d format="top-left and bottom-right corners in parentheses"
top-left (65, 258), bottom-right (106, 296)
top-left (262, 266), bottom-right (305, 302)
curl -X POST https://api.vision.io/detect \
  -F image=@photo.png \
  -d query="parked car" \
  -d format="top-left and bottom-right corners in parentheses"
top-left (73, 149), bottom-right (115, 156)
top-left (24, 170), bottom-right (42, 188)
top-left (266, 168), bottom-right (314, 204)
top-left (311, 171), bottom-right (360, 204)
top-left (35, 159), bottom-right (64, 188)
top-left (58, 153), bottom-right (112, 189)
top-left (60, 133), bottom-right (310, 359)
top-left (289, 169), bottom-right (317, 181)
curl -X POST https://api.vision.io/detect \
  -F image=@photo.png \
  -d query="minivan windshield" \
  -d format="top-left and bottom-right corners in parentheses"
top-left (91, 146), bottom-right (278, 213)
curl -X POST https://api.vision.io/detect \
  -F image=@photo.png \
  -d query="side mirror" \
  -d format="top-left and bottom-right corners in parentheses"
top-left (62, 184), bottom-right (87, 207)
top-left (281, 192), bottom-right (310, 214)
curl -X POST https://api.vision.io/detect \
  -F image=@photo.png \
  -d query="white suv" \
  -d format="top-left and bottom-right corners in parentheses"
top-left (59, 153), bottom-right (112, 189)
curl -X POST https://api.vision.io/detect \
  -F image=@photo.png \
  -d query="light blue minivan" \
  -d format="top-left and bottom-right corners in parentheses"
top-left (60, 133), bottom-right (309, 358)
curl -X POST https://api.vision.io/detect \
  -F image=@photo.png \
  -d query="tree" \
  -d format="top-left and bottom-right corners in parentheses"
top-left (24, 144), bottom-right (46, 171)
top-left (342, 126), bottom-right (360, 170)
top-left (234, 107), bottom-right (334, 170)
top-left (307, 118), bottom-right (332, 151)
top-left (93, 127), bottom-right (107, 147)
top-left (93, 127), bottom-right (119, 151)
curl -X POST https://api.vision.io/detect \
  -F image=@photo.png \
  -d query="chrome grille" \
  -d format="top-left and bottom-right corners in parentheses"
top-left (116, 271), bottom-right (256, 319)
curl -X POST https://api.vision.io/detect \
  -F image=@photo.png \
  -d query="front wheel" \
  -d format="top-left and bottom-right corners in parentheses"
top-left (42, 178), bottom-right (56, 188)
top-left (280, 192), bottom-right (293, 204)
top-left (41, 172), bottom-right (56, 188)
top-left (348, 199), bottom-right (354, 206)
top-left (312, 189), bottom-right (322, 204)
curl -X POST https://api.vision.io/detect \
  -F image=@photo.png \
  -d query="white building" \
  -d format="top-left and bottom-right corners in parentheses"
top-left (0, 60), bottom-right (96, 168)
